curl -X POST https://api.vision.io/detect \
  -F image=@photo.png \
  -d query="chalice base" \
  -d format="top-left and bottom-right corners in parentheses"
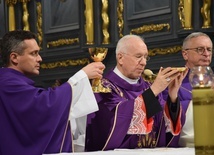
top-left (92, 79), bottom-right (111, 93)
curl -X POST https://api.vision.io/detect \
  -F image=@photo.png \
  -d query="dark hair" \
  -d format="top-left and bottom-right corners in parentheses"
top-left (0, 30), bottom-right (37, 66)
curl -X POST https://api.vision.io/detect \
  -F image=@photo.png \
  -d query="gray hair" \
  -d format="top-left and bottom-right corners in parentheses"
top-left (182, 32), bottom-right (212, 49)
top-left (115, 35), bottom-right (144, 54)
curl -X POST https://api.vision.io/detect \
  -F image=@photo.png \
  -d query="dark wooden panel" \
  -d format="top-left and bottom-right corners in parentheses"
top-left (43, 0), bottom-right (79, 34)
top-left (123, 0), bottom-right (174, 45)
top-left (134, 0), bottom-right (170, 12)
top-left (126, 0), bottom-right (171, 20)
top-left (0, 0), bottom-right (7, 38)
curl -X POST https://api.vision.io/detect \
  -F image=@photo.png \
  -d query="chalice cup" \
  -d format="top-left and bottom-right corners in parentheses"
top-left (89, 47), bottom-right (111, 93)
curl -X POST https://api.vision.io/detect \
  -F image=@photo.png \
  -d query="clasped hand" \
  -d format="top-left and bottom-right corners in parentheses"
top-left (150, 67), bottom-right (188, 102)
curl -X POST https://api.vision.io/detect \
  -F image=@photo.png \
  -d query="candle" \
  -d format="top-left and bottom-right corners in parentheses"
top-left (192, 88), bottom-right (214, 155)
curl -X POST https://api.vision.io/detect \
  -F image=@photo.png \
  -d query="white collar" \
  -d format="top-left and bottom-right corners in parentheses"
top-left (113, 67), bottom-right (139, 84)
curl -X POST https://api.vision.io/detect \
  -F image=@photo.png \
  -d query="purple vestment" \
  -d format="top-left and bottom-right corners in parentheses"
top-left (178, 72), bottom-right (192, 112)
top-left (0, 68), bottom-right (72, 155)
top-left (85, 69), bottom-right (185, 151)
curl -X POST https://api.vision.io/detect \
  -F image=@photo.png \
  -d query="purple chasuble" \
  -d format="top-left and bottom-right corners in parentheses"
top-left (85, 69), bottom-right (185, 151)
top-left (0, 68), bottom-right (73, 155)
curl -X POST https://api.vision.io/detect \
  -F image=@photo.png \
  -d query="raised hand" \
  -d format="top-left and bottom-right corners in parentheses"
top-left (82, 62), bottom-right (105, 79)
top-left (150, 67), bottom-right (187, 99)
top-left (168, 68), bottom-right (188, 102)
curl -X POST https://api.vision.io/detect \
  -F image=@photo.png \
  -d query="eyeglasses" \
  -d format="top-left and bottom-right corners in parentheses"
top-left (122, 52), bottom-right (150, 62)
top-left (184, 47), bottom-right (213, 55)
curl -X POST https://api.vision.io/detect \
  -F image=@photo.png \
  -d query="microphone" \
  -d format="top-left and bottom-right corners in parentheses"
top-left (143, 69), bottom-right (157, 77)
top-left (142, 69), bottom-right (156, 82)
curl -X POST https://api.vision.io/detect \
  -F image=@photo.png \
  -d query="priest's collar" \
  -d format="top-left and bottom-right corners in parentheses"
top-left (113, 67), bottom-right (139, 84)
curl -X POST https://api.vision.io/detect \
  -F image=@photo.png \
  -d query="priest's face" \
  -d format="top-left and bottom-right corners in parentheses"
top-left (182, 36), bottom-right (212, 69)
top-left (118, 40), bottom-right (149, 79)
top-left (10, 39), bottom-right (42, 76)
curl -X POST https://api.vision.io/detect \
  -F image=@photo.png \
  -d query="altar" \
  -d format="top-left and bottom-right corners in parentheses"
top-left (44, 147), bottom-right (195, 155)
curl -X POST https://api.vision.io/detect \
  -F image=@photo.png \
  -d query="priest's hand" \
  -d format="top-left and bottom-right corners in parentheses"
top-left (168, 68), bottom-right (188, 102)
top-left (82, 62), bottom-right (105, 79)
top-left (150, 67), bottom-right (180, 96)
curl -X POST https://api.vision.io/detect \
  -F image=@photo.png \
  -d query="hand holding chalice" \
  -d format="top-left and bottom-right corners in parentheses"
top-left (89, 47), bottom-right (111, 93)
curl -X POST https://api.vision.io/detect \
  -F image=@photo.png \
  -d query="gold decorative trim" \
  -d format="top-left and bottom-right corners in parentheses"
top-left (101, 0), bottom-right (110, 44)
top-left (6, 0), bottom-right (17, 31)
top-left (47, 38), bottom-right (79, 48)
top-left (117, 0), bottom-right (124, 38)
top-left (19, 0), bottom-right (30, 31)
top-left (148, 46), bottom-right (182, 56)
top-left (36, 2), bottom-right (43, 49)
top-left (40, 58), bottom-right (90, 69)
top-left (84, 0), bottom-right (94, 44)
top-left (130, 23), bottom-right (170, 35)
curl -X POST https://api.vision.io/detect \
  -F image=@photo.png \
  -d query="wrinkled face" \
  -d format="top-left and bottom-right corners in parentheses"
top-left (10, 39), bottom-right (42, 76)
top-left (117, 40), bottom-right (149, 79)
top-left (182, 36), bottom-right (212, 68)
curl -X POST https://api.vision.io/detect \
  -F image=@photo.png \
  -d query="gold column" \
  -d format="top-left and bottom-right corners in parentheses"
top-left (84, 0), bottom-right (94, 44)
top-left (183, 0), bottom-right (193, 29)
top-left (6, 0), bottom-right (17, 31)
top-left (117, 0), bottom-right (124, 38)
top-left (101, 0), bottom-right (110, 44)
top-left (36, 2), bottom-right (43, 48)
top-left (201, 0), bottom-right (211, 28)
top-left (19, 0), bottom-right (30, 30)
top-left (178, 0), bottom-right (193, 29)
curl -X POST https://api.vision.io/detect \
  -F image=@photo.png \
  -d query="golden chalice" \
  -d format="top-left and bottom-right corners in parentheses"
top-left (88, 47), bottom-right (111, 93)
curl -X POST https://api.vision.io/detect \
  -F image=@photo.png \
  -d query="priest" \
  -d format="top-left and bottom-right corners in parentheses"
top-left (85, 35), bottom-right (188, 151)
top-left (0, 30), bottom-right (105, 155)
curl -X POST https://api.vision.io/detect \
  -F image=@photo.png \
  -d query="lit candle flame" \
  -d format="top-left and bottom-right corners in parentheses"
top-left (199, 74), bottom-right (204, 86)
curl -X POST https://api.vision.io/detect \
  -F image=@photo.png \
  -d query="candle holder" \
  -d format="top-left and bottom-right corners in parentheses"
top-left (189, 66), bottom-right (214, 155)
top-left (189, 66), bottom-right (213, 88)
